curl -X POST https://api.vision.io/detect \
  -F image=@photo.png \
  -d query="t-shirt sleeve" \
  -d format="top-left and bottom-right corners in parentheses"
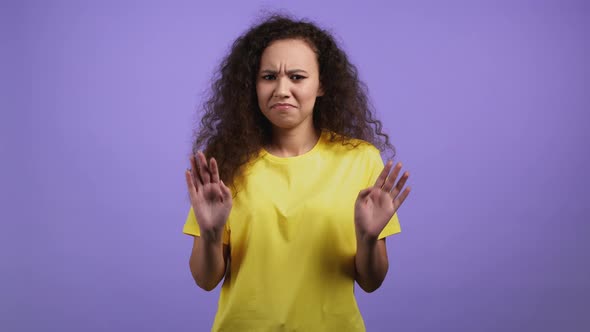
top-left (365, 146), bottom-right (402, 239)
top-left (182, 206), bottom-right (230, 244)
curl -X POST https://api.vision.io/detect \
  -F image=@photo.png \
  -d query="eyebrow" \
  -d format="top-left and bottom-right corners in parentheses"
top-left (259, 69), bottom-right (309, 75)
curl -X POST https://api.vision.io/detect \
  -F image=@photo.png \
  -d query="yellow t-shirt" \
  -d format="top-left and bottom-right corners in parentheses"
top-left (183, 130), bottom-right (401, 332)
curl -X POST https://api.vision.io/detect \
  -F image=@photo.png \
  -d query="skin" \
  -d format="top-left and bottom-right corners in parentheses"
top-left (184, 38), bottom-right (411, 292)
top-left (354, 160), bottom-right (410, 292)
top-left (256, 39), bottom-right (324, 157)
top-left (185, 152), bottom-right (231, 291)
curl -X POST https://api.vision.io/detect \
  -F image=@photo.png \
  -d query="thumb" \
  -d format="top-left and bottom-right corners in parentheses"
top-left (358, 187), bottom-right (372, 199)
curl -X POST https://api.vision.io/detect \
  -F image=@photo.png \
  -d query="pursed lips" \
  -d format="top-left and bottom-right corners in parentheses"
top-left (270, 103), bottom-right (296, 109)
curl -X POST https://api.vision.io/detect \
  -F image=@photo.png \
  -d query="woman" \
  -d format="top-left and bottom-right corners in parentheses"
top-left (183, 14), bottom-right (411, 331)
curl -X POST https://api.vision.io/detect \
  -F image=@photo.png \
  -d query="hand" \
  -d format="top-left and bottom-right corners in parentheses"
top-left (354, 160), bottom-right (411, 241)
top-left (184, 151), bottom-right (233, 239)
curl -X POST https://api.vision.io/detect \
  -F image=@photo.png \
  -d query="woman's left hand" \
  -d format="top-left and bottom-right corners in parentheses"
top-left (354, 161), bottom-right (411, 241)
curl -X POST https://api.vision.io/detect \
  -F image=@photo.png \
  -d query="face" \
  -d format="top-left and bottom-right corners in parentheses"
top-left (256, 38), bottom-right (324, 131)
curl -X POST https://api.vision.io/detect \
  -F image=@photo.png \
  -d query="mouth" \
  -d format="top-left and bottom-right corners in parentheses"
top-left (270, 103), bottom-right (296, 110)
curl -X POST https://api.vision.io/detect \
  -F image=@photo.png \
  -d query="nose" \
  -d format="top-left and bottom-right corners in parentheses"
top-left (273, 77), bottom-right (290, 99)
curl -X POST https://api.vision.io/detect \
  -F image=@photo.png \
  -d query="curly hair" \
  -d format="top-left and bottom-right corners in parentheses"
top-left (192, 13), bottom-right (395, 190)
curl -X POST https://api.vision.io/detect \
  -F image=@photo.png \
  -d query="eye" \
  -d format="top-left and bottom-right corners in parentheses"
top-left (262, 74), bottom-right (276, 80)
top-left (290, 75), bottom-right (306, 81)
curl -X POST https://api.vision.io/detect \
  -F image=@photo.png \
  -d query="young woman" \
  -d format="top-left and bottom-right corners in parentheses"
top-left (183, 14), bottom-right (411, 331)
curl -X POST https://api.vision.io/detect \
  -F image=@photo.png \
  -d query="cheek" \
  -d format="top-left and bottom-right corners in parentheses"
top-left (256, 85), bottom-right (268, 105)
top-left (296, 85), bottom-right (320, 105)
top-left (257, 82), bottom-right (275, 96)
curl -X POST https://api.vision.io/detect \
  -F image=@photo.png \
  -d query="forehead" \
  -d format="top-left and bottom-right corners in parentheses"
top-left (259, 39), bottom-right (318, 69)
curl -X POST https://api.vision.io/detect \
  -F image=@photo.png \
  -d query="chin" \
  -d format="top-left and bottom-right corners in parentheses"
top-left (266, 116), bottom-right (300, 129)
top-left (271, 122), bottom-right (300, 130)
top-left (264, 111), bottom-right (312, 131)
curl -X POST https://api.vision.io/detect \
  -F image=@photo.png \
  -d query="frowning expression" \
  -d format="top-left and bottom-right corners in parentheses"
top-left (256, 38), bottom-right (324, 131)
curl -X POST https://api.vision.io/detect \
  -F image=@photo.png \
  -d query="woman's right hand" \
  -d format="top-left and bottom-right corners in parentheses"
top-left (184, 151), bottom-right (233, 242)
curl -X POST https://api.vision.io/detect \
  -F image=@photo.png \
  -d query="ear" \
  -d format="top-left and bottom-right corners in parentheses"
top-left (317, 84), bottom-right (324, 97)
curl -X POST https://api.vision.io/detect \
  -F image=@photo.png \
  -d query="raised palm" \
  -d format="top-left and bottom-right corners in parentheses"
top-left (355, 160), bottom-right (411, 240)
top-left (184, 151), bottom-right (232, 235)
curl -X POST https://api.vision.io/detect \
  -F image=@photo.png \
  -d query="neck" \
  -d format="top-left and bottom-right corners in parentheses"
top-left (267, 125), bottom-right (321, 157)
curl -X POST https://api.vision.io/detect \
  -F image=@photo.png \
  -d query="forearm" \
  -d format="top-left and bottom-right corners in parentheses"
top-left (189, 234), bottom-right (226, 291)
top-left (354, 235), bottom-right (389, 293)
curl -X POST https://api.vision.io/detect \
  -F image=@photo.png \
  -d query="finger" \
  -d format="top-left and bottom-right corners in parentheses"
top-left (190, 155), bottom-right (202, 191)
top-left (210, 157), bottom-right (220, 183)
top-left (373, 160), bottom-right (393, 188)
top-left (184, 169), bottom-right (198, 198)
top-left (358, 187), bottom-right (373, 199)
top-left (220, 180), bottom-right (232, 202)
top-left (393, 186), bottom-right (411, 210)
top-left (390, 171), bottom-right (410, 199)
top-left (197, 151), bottom-right (211, 184)
top-left (382, 162), bottom-right (403, 192)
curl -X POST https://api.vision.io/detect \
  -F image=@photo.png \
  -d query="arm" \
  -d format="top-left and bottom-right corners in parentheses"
top-left (189, 235), bottom-right (230, 291)
top-left (354, 159), bottom-right (411, 293)
top-left (354, 237), bottom-right (389, 293)
top-left (185, 151), bottom-right (233, 291)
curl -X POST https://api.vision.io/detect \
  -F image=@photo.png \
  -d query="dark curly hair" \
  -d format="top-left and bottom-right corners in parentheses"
top-left (192, 13), bottom-right (395, 190)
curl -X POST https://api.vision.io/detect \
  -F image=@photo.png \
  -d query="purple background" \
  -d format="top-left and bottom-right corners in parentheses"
top-left (3, 0), bottom-right (589, 331)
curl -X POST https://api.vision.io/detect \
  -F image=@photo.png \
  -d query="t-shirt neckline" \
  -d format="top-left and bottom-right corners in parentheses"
top-left (262, 130), bottom-right (326, 163)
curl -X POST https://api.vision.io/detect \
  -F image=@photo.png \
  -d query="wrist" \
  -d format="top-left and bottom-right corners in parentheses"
top-left (355, 229), bottom-right (379, 245)
top-left (200, 226), bottom-right (225, 244)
